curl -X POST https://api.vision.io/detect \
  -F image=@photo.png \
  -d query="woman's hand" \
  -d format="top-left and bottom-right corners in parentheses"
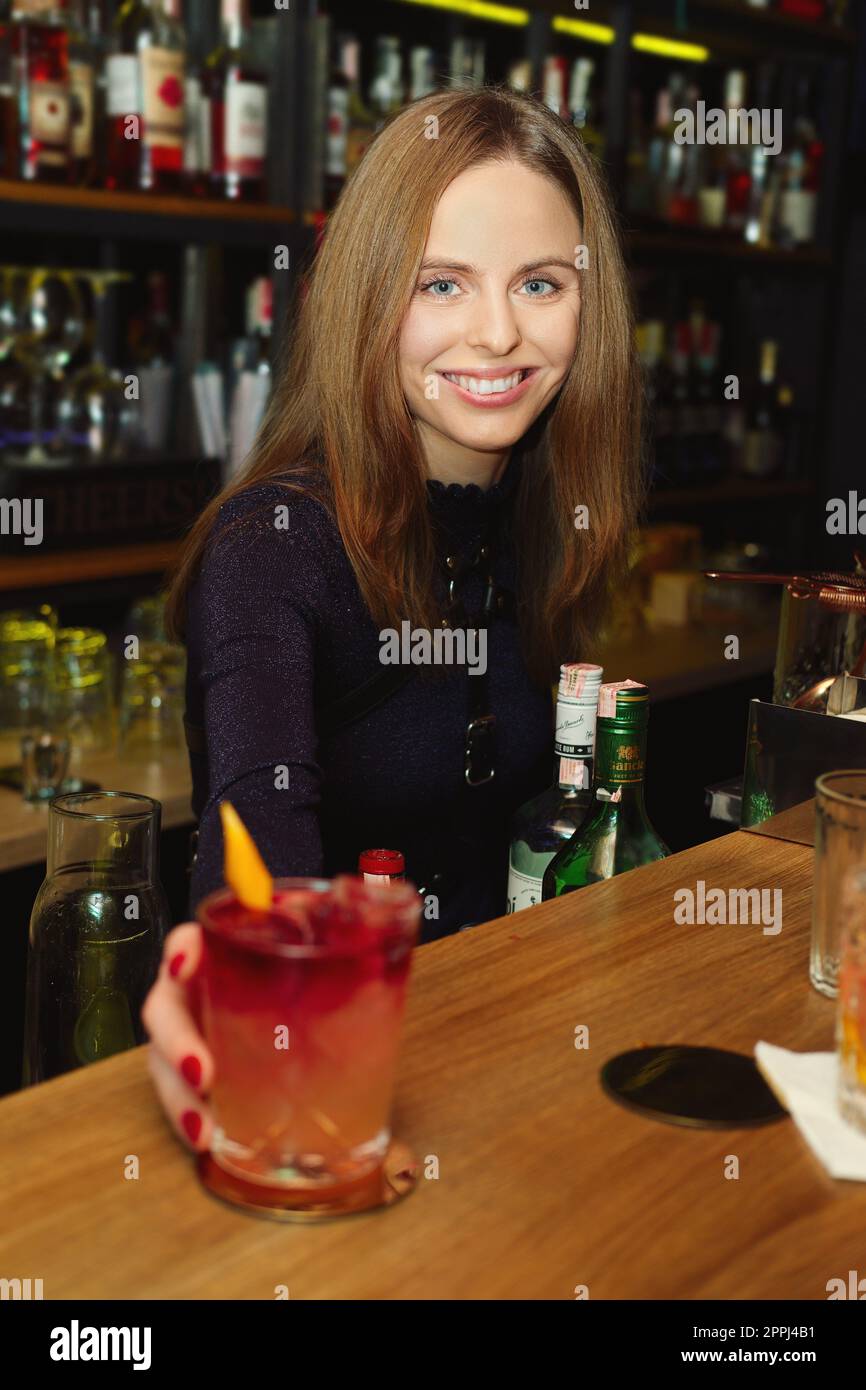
top-left (142, 922), bottom-right (214, 1153)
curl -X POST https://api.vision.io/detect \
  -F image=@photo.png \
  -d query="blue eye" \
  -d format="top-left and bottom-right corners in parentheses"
top-left (522, 278), bottom-right (561, 296)
top-left (419, 278), bottom-right (460, 297)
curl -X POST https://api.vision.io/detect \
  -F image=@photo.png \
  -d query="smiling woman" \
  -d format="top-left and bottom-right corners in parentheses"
top-left (164, 83), bottom-right (645, 936)
top-left (144, 82), bottom-right (646, 1153)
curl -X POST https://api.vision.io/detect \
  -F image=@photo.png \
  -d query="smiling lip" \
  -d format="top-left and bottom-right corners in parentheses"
top-left (438, 367), bottom-right (540, 408)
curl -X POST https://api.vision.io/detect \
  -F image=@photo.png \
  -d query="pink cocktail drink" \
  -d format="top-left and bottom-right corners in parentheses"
top-left (197, 875), bottom-right (421, 1216)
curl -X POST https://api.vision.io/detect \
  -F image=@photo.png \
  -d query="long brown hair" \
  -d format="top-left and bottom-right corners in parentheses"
top-left (165, 85), bottom-right (644, 686)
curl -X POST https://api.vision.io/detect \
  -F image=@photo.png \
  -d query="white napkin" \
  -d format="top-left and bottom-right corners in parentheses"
top-left (755, 1040), bottom-right (866, 1182)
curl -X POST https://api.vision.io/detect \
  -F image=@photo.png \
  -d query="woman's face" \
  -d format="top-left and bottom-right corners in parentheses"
top-left (399, 158), bottom-right (582, 481)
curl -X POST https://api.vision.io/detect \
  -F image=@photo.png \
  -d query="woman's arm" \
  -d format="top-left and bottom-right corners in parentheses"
top-left (186, 487), bottom-right (330, 912)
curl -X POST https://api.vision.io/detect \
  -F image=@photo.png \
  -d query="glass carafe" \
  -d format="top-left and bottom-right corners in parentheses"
top-left (23, 791), bottom-right (171, 1085)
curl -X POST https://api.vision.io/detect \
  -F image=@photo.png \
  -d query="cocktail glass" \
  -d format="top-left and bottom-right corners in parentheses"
top-left (196, 873), bottom-right (422, 1220)
top-left (837, 865), bottom-right (866, 1134)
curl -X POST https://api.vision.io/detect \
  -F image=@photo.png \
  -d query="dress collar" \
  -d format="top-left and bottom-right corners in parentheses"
top-left (425, 453), bottom-right (521, 543)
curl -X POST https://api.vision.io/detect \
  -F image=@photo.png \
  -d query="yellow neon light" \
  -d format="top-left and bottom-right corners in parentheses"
top-left (632, 33), bottom-right (710, 62)
top-left (397, 0), bottom-right (529, 25)
top-left (552, 16), bottom-right (615, 44)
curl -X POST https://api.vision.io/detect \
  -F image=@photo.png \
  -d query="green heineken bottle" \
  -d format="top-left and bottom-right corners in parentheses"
top-left (541, 679), bottom-right (670, 898)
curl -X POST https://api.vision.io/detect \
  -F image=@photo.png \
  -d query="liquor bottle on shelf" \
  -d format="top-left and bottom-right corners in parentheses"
top-left (542, 55), bottom-right (568, 121)
top-left (774, 74), bottom-right (821, 248)
top-left (650, 72), bottom-right (689, 223)
top-left (228, 275), bottom-right (271, 473)
top-left (723, 70), bottom-right (751, 235)
top-left (0, 2), bottom-right (18, 178)
top-left (341, 34), bottom-right (373, 179)
top-left (129, 268), bottom-right (175, 452)
top-left (105, 0), bottom-right (186, 193)
top-left (67, 0), bottom-right (102, 186)
top-left (449, 35), bottom-right (483, 90)
top-left (409, 45), bottom-right (436, 101)
top-left (570, 57), bottom-right (602, 160)
top-left (506, 58), bottom-right (531, 93)
top-left (183, 20), bottom-right (210, 197)
top-left (671, 82), bottom-right (703, 226)
top-left (542, 680), bottom-right (670, 899)
top-left (132, 269), bottom-right (174, 365)
top-left (737, 339), bottom-right (783, 478)
top-left (12, 0), bottom-right (71, 183)
top-left (507, 663), bottom-right (603, 914)
top-left (206, 0), bottom-right (267, 203)
top-left (698, 140), bottom-right (728, 231)
top-left (743, 143), bottom-right (772, 247)
top-left (369, 35), bottom-right (403, 131)
top-left (324, 29), bottom-right (350, 212)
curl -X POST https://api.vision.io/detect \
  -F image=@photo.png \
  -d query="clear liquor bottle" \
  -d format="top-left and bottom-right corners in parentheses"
top-left (323, 28), bottom-right (350, 211)
top-left (542, 680), bottom-right (670, 898)
top-left (369, 34), bottom-right (403, 131)
top-left (506, 662), bottom-right (603, 914)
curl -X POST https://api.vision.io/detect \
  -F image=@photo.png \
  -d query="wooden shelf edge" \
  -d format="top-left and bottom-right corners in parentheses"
top-left (0, 540), bottom-right (183, 591)
top-left (627, 227), bottom-right (832, 267)
top-left (649, 479), bottom-right (814, 509)
top-left (0, 180), bottom-right (295, 226)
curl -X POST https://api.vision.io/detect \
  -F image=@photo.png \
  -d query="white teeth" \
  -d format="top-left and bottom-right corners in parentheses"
top-left (443, 371), bottom-right (525, 396)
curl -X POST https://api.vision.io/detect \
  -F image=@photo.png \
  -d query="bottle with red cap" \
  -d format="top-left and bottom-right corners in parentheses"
top-left (358, 849), bottom-right (405, 886)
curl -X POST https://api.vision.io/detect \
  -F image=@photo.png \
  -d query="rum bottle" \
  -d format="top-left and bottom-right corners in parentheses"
top-left (542, 680), bottom-right (670, 898)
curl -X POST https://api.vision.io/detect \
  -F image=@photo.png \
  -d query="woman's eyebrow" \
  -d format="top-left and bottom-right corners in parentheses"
top-left (418, 257), bottom-right (580, 276)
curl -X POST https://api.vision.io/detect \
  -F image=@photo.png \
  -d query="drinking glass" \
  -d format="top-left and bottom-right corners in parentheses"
top-left (812, 771), bottom-right (866, 996)
top-left (0, 612), bottom-right (55, 767)
top-left (837, 866), bottom-right (866, 1134)
top-left (117, 639), bottom-right (186, 756)
top-left (196, 874), bottom-right (422, 1219)
top-left (124, 592), bottom-right (169, 644)
top-left (22, 791), bottom-right (170, 1084)
top-left (21, 730), bottom-right (70, 802)
top-left (50, 627), bottom-right (116, 776)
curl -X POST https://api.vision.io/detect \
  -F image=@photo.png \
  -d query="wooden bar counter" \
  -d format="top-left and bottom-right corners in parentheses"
top-left (0, 748), bottom-right (193, 874)
top-left (0, 829), bottom-right (859, 1300)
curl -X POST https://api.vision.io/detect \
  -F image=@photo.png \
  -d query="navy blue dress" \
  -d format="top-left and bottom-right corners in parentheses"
top-left (183, 452), bottom-right (553, 943)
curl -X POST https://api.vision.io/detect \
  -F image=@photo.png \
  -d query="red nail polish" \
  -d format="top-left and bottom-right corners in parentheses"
top-left (180, 1054), bottom-right (202, 1088)
top-left (181, 1109), bottom-right (202, 1144)
top-left (169, 952), bottom-right (186, 978)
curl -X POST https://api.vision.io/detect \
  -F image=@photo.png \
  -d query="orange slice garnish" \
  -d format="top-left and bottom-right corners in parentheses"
top-left (219, 800), bottom-right (273, 911)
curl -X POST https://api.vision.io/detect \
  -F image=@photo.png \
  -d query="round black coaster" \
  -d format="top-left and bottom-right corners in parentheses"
top-left (600, 1045), bottom-right (788, 1129)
